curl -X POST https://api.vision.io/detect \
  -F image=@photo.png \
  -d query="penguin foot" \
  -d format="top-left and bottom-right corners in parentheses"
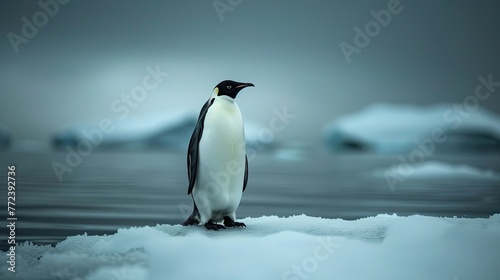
top-left (226, 221), bottom-right (246, 227)
top-left (223, 216), bottom-right (246, 228)
top-left (204, 221), bottom-right (226, 231)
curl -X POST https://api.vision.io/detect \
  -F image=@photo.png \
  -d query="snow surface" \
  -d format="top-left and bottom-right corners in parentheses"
top-left (381, 160), bottom-right (500, 180)
top-left (323, 103), bottom-right (500, 153)
top-left (2, 214), bottom-right (500, 280)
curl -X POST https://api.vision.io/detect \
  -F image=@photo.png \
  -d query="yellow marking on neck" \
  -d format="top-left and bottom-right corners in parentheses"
top-left (210, 87), bottom-right (219, 99)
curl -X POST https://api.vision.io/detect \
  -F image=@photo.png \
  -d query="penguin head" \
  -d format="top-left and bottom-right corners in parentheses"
top-left (213, 80), bottom-right (254, 99)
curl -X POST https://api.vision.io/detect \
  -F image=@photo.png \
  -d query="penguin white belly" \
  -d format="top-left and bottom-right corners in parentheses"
top-left (193, 98), bottom-right (246, 224)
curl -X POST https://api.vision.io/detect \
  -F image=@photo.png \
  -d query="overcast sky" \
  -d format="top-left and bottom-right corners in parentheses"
top-left (1, 0), bottom-right (499, 145)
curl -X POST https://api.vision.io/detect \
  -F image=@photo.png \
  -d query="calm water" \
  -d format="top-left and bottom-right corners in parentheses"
top-left (0, 150), bottom-right (499, 250)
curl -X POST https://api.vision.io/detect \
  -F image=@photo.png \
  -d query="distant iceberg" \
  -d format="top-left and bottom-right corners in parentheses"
top-left (52, 110), bottom-right (197, 151)
top-left (0, 123), bottom-right (11, 150)
top-left (244, 120), bottom-right (275, 148)
top-left (379, 160), bottom-right (500, 180)
top-left (1, 214), bottom-right (499, 280)
top-left (52, 110), bottom-right (274, 151)
top-left (323, 103), bottom-right (500, 153)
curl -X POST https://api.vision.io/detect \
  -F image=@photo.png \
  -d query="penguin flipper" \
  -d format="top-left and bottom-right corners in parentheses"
top-left (182, 213), bottom-right (199, 226)
top-left (182, 201), bottom-right (200, 226)
top-left (187, 98), bottom-right (214, 195)
top-left (243, 155), bottom-right (248, 192)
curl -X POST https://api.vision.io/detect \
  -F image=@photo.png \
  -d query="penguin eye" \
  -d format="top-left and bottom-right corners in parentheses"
top-left (226, 85), bottom-right (232, 90)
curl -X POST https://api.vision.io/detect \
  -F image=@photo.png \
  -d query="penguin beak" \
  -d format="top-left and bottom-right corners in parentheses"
top-left (235, 82), bottom-right (255, 89)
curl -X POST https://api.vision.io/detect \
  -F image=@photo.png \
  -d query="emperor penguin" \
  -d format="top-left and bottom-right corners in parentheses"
top-left (182, 80), bottom-right (254, 230)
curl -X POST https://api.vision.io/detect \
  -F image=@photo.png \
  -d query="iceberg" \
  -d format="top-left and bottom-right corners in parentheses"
top-left (0, 123), bottom-right (11, 150)
top-left (51, 111), bottom-right (273, 152)
top-left (244, 120), bottom-right (275, 149)
top-left (1, 214), bottom-right (499, 280)
top-left (381, 160), bottom-right (500, 180)
top-left (323, 103), bottom-right (500, 153)
top-left (52, 110), bottom-right (197, 151)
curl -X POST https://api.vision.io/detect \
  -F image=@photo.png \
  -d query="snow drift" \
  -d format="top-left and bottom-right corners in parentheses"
top-left (323, 103), bottom-right (500, 153)
top-left (1, 214), bottom-right (499, 280)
